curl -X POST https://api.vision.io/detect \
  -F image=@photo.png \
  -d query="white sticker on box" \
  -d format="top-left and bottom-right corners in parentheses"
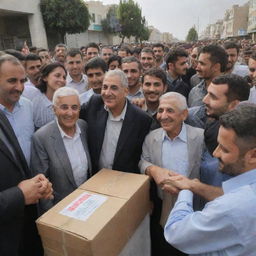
top-left (59, 192), bottom-right (108, 221)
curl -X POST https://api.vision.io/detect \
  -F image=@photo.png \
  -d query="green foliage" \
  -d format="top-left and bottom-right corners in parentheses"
top-left (101, 5), bottom-right (120, 34)
top-left (40, 0), bottom-right (90, 37)
top-left (186, 26), bottom-right (198, 42)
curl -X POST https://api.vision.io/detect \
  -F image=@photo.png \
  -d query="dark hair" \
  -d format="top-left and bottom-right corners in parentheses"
top-left (4, 49), bottom-right (25, 61)
top-left (66, 49), bottom-right (82, 59)
top-left (250, 51), bottom-right (256, 61)
top-left (140, 47), bottom-right (155, 56)
top-left (54, 43), bottom-right (67, 50)
top-left (107, 55), bottom-right (122, 69)
top-left (118, 46), bottom-right (131, 55)
top-left (132, 47), bottom-right (141, 55)
top-left (220, 103), bottom-right (256, 150)
top-left (165, 48), bottom-right (188, 69)
top-left (37, 48), bottom-right (48, 54)
top-left (142, 67), bottom-right (167, 85)
top-left (29, 46), bottom-right (37, 52)
top-left (85, 42), bottom-right (99, 52)
top-left (212, 74), bottom-right (250, 102)
top-left (37, 62), bottom-right (67, 93)
top-left (200, 44), bottom-right (228, 73)
top-left (24, 53), bottom-right (42, 67)
top-left (224, 41), bottom-right (240, 54)
top-left (122, 56), bottom-right (142, 70)
top-left (84, 57), bottom-right (107, 74)
top-left (101, 45), bottom-right (113, 51)
top-left (153, 43), bottom-right (165, 50)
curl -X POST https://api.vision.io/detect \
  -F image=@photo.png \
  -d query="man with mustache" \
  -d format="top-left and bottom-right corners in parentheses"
top-left (140, 47), bottom-right (156, 72)
top-left (53, 43), bottom-right (67, 64)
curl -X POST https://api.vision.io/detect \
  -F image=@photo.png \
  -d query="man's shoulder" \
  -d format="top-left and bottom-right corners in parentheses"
top-left (185, 123), bottom-right (204, 137)
top-left (127, 102), bottom-right (152, 122)
top-left (33, 120), bottom-right (56, 138)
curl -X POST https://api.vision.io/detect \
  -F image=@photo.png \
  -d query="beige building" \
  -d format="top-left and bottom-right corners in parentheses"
top-left (248, 0), bottom-right (256, 41)
top-left (0, 0), bottom-right (48, 50)
top-left (161, 32), bottom-right (173, 44)
top-left (148, 26), bottom-right (162, 43)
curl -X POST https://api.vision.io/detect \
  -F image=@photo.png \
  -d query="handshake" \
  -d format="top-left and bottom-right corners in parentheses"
top-left (18, 174), bottom-right (54, 205)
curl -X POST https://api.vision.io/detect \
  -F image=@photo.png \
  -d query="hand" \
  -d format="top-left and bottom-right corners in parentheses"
top-left (37, 174), bottom-right (54, 200)
top-left (131, 98), bottom-right (145, 109)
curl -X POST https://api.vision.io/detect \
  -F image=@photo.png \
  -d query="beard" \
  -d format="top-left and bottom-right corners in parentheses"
top-left (218, 156), bottom-right (245, 177)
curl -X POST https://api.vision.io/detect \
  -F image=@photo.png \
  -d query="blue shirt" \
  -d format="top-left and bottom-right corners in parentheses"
top-left (164, 169), bottom-right (256, 256)
top-left (0, 97), bottom-right (34, 164)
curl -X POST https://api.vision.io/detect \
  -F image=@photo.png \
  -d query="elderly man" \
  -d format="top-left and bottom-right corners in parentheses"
top-left (80, 69), bottom-right (152, 174)
top-left (164, 103), bottom-right (256, 255)
top-left (139, 92), bottom-right (204, 256)
top-left (31, 87), bottom-right (91, 214)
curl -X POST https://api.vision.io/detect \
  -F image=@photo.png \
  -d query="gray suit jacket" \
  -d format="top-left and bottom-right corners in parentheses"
top-left (139, 123), bottom-right (204, 225)
top-left (31, 119), bottom-right (92, 214)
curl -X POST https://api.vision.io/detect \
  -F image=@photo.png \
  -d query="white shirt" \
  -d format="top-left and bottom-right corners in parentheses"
top-left (57, 121), bottom-right (88, 186)
top-left (66, 73), bottom-right (88, 94)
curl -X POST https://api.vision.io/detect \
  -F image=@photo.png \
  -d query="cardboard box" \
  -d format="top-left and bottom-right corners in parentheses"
top-left (37, 169), bottom-right (150, 256)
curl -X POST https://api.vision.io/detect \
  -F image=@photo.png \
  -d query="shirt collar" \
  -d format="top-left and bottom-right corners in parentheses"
top-left (67, 73), bottom-right (86, 84)
top-left (222, 168), bottom-right (256, 193)
top-left (162, 122), bottom-right (187, 142)
top-left (128, 87), bottom-right (143, 97)
top-left (56, 119), bottom-right (81, 139)
top-left (0, 100), bottom-right (21, 113)
top-left (104, 100), bottom-right (128, 121)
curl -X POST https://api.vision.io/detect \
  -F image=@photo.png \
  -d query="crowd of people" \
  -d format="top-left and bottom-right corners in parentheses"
top-left (0, 39), bottom-right (256, 256)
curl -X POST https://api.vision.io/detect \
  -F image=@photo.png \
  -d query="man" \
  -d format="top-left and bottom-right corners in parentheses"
top-left (153, 43), bottom-right (165, 68)
top-left (37, 48), bottom-right (51, 66)
top-left (80, 57), bottom-right (107, 104)
top-left (65, 49), bottom-right (88, 94)
top-left (188, 44), bottom-right (227, 107)
top-left (224, 41), bottom-right (249, 77)
top-left (0, 54), bottom-right (36, 164)
top-left (139, 92), bottom-right (204, 256)
top-left (248, 51), bottom-right (256, 103)
top-left (101, 46), bottom-right (114, 64)
top-left (0, 55), bottom-right (53, 256)
top-left (85, 42), bottom-right (100, 62)
top-left (140, 47), bottom-right (156, 71)
top-left (121, 56), bottom-right (143, 101)
top-left (31, 87), bottom-right (91, 214)
top-left (118, 46), bottom-right (131, 58)
top-left (165, 48), bottom-right (190, 99)
top-left (164, 103), bottom-right (256, 255)
top-left (53, 43), bottom-right (67, 64)
top-left (80, 69), bottom-right (152, 174)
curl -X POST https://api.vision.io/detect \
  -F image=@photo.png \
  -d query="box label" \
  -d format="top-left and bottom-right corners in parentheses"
top-left (60, 192), bottom-right (107, 221)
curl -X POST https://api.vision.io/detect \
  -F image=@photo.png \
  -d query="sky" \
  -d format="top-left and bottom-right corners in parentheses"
top-left (99, 0), bottom-right (249, 40)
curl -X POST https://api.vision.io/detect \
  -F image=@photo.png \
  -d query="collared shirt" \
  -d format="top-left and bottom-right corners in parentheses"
top-left (22, 84), bottom-right (41, 101)
top-left (164, 169), bottom-right (256, 256)
top-left (80, 88), bottom-right (95, 105)
top-left (186, 105), bottom-right (207, 129)
top-left (126, 88), bottom-right (144, 101)
top-left (248, 86), bottom-right (256, 104)
top-left (232, 63), bottom-right (249, 77)
top-left (188, 79), bottom-right (207, 107)
top-left (162, 123), bottom-right (188, 176)
top-left (32, 92), bottom-right (54, 129)
top-left (0, 97), bottom-right (34, 164)
top-left (98, 101), bottom-right (128, 169)
top-left (66, 73), bottom-right (88, 94)
top-left (57, 121), bottom-right (88, 186)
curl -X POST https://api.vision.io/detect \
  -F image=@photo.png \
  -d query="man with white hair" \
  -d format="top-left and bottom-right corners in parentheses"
top-left (139, 92), bottom-right (204, 256)
top-left (80, 69), bottom-right (152, 174)
top-left (31, 87), bottom-right (91, 214)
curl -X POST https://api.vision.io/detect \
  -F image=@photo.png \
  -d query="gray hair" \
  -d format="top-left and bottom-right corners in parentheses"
top-left (53, 87), bottom-right (80, 106)
top-left (0, 54), bottom-right (22, 72)
top-left (159, 92), bottom-right (187, 111)
top-left (104, 69), bottom-right (128, 88)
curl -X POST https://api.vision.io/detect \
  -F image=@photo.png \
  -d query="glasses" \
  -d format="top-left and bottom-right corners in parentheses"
top-left (56, 104), bottom-right (80, 111)
top-left (249, 68), bottom-right (256, 73)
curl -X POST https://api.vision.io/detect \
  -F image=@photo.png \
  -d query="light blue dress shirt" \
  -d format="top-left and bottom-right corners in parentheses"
top-left (79, 88), bottom-right (95, 105)
top-left (0, 97), bottom-right (34, 164)
top-left (164, 169), bottom-right (256, 256)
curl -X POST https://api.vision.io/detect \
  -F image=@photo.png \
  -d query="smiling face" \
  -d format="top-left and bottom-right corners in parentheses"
top-left (122, 61), bottom-right (141, 88)
top-left (44, 67), bottom-right (66, 92)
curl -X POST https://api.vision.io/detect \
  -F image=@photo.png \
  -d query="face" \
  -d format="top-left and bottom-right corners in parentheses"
top-left (65, 54), bottom-right (83, 77)
top-left (190, 47), bottom-right (198, 69)
top-left (86, 68), bottom-right (105, 92)
top-left (0, 62), bottom-right (26, 109)
top-left (142, 75), bottom-right (166, 104)
top-left (203, 83), bottom-right (231, 118)
top-left (38, 51), bottom-right (51, 65)
top-left (153, 47), bottom-right (164, 62)
top-left (171, 56), bottom-right (189, 76)
top-left (157, 98), bottom-right (187, 138)
top-left (226, 48), bottom-right (238, 70)
top-left (140, 52), bottom-right (155, 71)
top-left (109, 60), bottom-right (120, 70)
top-left (25, 60), bottom-right (42, 84)
top-left (196, 53), bottom-right (216, 80)
top-left (54, 95), bottom-right (80, 132)
top-left (101, 48), bottom-right (113, 63)
top-left (122, 62), bottom-right (141, 88)
top-left (101, 75), bottom-right (128, 113)
top-left (86, 47), bottom-right (99, 61)
top-left (213, 126), bottom-right (244, 176)
top-left (54, 46), bottom-right (67, 63)
top-left (118, 50), bottom-right (128, 58)
top-left (44, 67), bottom-right (66, 92)
top-left (248, 57), bottom-right (256, 86)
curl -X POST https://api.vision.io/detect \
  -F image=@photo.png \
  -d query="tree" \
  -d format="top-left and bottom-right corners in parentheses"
top-left (101, 5), bottom-right (121, 35)
top-left (186, 26), bottom-right (198, 42)
top-left (40, 0), bottom-right (90, 42)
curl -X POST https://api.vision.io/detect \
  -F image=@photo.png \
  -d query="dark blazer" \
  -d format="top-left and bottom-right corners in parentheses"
top-left (31, 119), bottom-right (92, 214)
top-left (0, 110), bottom-right (42, 256)
top-left (80, 95), bottom-right (152, 174)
